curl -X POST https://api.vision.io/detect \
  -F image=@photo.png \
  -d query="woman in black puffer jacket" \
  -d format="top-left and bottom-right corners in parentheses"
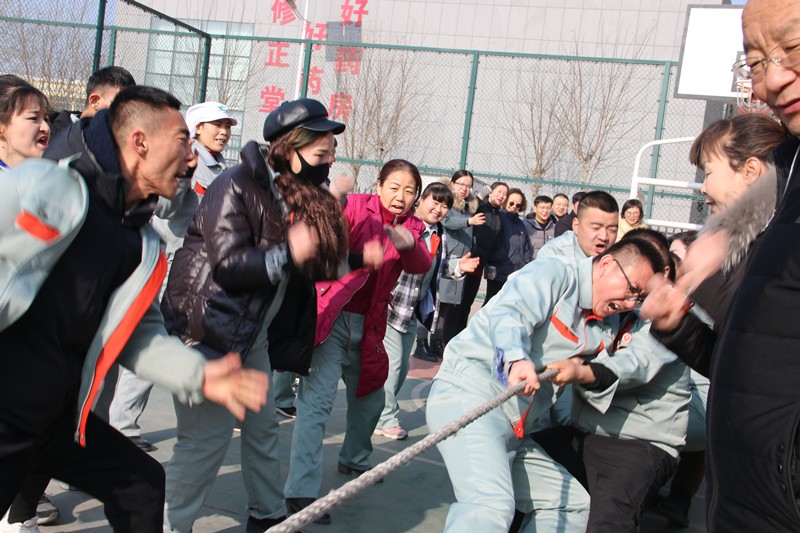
top-left (160, 98), bottom-right (348, 532)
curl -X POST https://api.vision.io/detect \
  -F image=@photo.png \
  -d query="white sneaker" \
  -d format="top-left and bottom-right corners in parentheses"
top-left (36, 494), bottom-right (59, 525)
top-left (374, 426), bottom-right (409, 440)
top-left (0, 515), bottom-right (42, 533)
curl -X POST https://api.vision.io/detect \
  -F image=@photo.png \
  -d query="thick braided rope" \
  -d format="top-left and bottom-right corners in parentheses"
top-left (266, 368), bottom-right (559, 533)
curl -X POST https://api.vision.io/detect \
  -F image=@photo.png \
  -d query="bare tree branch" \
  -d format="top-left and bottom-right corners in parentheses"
top-left (557, 28), bottom-right (656, 184)
top-left (506, 59), bottom-right (566, 197)
top-left (334, 47), bottom-right (422, 184)
top-left (0, 1), bottom-right (93, 110)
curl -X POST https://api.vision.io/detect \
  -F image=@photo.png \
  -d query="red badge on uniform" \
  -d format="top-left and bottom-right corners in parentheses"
top-left (429, 233), bottom-right (440, 257)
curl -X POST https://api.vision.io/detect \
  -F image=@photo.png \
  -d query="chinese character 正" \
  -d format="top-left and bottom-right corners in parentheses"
top-left (265, 41), bottom-right (290, 67)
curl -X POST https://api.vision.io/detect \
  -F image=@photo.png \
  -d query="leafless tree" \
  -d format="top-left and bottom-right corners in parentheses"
top-left (507, 60), bottom-right (566, 197)
top-left (213, 39), bottom-right (253, 110)
top-left (556, 35), bottom-right (655, 184)
top-left (333, 46), bottom-right (422, 183)
top-left (0, 0), bottom-right (94, 110)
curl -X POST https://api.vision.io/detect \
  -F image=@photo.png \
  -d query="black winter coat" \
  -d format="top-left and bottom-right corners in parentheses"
top-left (554, 211), bottom-right (576, 237)
top-left (472, 199), bottom-right (503, 263)
top-left (650, 260), bottom-right (748, 377)
top-left (489, 211), bottom-right (533, 282)
top-left (161, 141), bottom-right (316, 374)
top-left (1, 112), bottom-right (149, 434)
top-left (705, 136), bottom-right (800, 532)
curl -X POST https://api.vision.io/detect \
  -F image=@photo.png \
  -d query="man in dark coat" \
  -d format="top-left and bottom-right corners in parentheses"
top-left (0, 86), bottom-right (268, 531)
top-left (553, 191), bottom-right (586, 237)
top-left (643, 1), bottom-right (800, 530)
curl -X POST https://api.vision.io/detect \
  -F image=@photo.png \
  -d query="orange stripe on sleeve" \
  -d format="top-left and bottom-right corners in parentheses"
top-left (16, 211), bottom-right (61, 243)
top-left (594, 340), bottom-right (605, 356)
top-left (77, 252), bottom-right (167, 447)
top-left (550, 315), bottom-right (579, 344)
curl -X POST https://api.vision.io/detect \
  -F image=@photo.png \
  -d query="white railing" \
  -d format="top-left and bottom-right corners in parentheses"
top-left (630, 137), bottom-right (703, 232)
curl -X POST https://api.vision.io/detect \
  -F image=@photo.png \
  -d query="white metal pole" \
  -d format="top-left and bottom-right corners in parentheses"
top-left (293, 0), bottom-right (310, 99)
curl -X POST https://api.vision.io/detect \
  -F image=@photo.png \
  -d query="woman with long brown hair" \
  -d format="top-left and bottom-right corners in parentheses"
top-left (0, 74), bottom-right (60, 533)
top-left (160, 98), bottom-right (348, 532)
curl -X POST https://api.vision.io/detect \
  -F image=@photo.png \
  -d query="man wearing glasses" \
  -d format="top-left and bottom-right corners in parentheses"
top-left (426, 239), bottom-right (665, 532)
top-left (533, 190), bottom-right (620, 431)
top-left (528, 230), bottom-right (690, 533)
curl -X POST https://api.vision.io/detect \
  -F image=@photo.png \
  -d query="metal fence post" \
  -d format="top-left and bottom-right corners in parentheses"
top-left (644, 61), bottom-right (674, 217)
top-left (199, 36), bottom-right (211, 102)
top-left (459, 52), bottom-right (480, 170)
top-left (299, 41), bottom-right (313, 98)
top-left (92, 0), bottom-right (107, 73)
top-left (107, 28), bottom-right (117, 66)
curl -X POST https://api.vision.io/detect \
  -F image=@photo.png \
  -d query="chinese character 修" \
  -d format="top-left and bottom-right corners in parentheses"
top-left (272, 0), bottom-right (297, 25)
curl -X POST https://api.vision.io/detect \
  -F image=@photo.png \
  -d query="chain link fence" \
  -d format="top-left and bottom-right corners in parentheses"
top-left (1, 0), bottom-right (733, 228)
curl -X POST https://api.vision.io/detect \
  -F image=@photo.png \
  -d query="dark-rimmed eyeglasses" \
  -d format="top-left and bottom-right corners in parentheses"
top-left (733, 37), bottom-right (800, 82)
top-left (612, 257), bottom-right (645, 305)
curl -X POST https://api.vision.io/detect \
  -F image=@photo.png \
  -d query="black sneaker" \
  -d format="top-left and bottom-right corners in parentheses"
top-left (337, 462), bottom-right (383, 483)
top-left (656, 491), bottom-right (691, 528)
top-left (412, 339), bottom-right (438, 362)
top-left (128, 436), bottom-right (157, 452)
top-left (276, 406), bottom-right (297, 419)
top-left (286, 497), bottom-right (331, 525)
top-left (429, 338), bottom-right (445, 360)
top-left (246, 515), bottom-right (292, 533)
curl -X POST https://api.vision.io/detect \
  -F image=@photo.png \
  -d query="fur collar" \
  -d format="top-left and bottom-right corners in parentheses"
top-left (701, 164), bottom-right (777, 273)
top-left (451, 188), bottom-right (479, 214)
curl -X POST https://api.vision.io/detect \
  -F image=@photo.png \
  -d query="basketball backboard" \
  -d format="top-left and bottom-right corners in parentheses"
top-left (674, 5), bottom-right (744, 103)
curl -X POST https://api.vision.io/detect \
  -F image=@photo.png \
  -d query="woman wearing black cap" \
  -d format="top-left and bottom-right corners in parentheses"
top-left (160, 98), bottom-right (348, 532)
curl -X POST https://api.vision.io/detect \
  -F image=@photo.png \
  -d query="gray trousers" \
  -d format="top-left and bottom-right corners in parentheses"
top-left (426, 379), bottom-right (589, 533)
top-left (109, 367), bottom-right (154, 437)
top-left (377, 323), bottom-right (416, 429)
top-left (272, 370), bottom-right (297, 410)
top-left (164, 332), bottom-right (285, 532)
top-left (284, 312), bottom-right (386, 498)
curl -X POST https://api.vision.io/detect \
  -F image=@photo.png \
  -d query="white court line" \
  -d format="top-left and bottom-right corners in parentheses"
top-left (410, 380), bottom-right (431, 410)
